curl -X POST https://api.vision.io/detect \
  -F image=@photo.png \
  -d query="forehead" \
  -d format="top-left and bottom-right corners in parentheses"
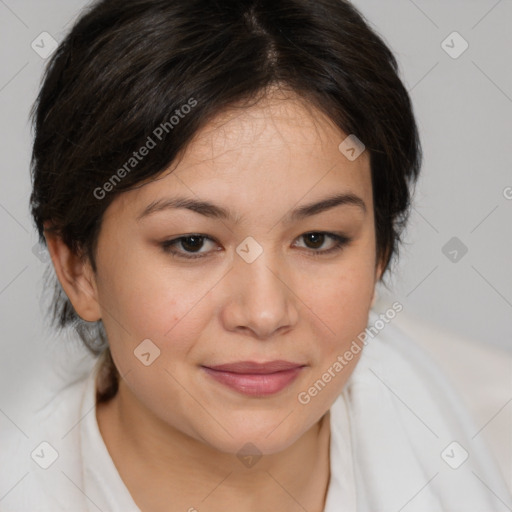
top-left (111, 89), bottom-right (373, 221)
top-left (187, 90), bottom-right (367, 174)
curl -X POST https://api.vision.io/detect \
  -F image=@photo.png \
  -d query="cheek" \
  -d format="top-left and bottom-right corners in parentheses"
top-left (96, 254), bottom-right (217, 364)
top-left (308, 250), bottom-right (376, 347)
top-left (295, 260), bottom-right (374, 409)
top-left (311, 275), bottom-right (373, 368)
top-left (94, 250), bottom-right (177, 340)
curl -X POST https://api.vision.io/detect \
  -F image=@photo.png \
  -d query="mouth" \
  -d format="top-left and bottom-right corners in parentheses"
top-left (201, 360), bottom-right (306, 396)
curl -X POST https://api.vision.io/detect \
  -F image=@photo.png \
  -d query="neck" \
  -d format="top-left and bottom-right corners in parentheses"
top-left (96, 377), bottom-right (332, 512)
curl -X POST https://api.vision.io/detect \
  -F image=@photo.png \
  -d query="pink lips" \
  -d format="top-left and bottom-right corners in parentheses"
top-left (201, 360), bottom-right (305, 396)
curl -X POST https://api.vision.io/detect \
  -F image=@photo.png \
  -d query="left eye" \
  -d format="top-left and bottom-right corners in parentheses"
top-left (295, 232), bottom-right (348, 253)
top-left (160, 232), bottom-right (351, 260)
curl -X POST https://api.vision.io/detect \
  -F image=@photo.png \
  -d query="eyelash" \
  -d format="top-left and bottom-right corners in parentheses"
top-left (160, 232), bottom-right (351, 260)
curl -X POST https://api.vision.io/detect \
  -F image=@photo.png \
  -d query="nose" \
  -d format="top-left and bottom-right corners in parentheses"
top-left (220, 250), bottom-right (300, 339)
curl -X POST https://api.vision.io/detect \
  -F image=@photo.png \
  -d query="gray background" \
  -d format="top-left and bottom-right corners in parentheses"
top-left (0, 0), bottom-right (511, 412)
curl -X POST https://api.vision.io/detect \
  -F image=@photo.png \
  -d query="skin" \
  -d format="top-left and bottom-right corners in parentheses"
top-left (45, 86), bottom-right (383, 512)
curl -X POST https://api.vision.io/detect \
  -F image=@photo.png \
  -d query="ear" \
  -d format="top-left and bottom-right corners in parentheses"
top-left (43, 223), bottom-right (101, 322)
top-left (375, 257), bottom-right (385, 283)
top-left (371, 256), bottom-right (385, 307)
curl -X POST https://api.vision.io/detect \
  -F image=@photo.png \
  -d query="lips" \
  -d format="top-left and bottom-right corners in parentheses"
top-left (201, 360), bottom-right (306, 396)
top-left (204, 360), bottom-right (305, 374)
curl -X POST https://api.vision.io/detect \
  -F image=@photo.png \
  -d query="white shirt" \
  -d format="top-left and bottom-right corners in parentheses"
top-left (0, 351), bottom-right (356, 511)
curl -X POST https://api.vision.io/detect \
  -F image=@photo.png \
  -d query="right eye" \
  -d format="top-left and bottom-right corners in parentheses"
top-left (160, 234), bottom-right (220, 260)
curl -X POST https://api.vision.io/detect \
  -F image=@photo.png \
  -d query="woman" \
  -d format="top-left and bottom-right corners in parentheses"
top-left (2, 0), bottom-right (510, 510)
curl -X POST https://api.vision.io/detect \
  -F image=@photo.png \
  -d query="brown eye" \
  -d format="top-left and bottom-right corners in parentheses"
top-left (303, 232), bottom-right (326, 249)
top-left (161, 235), bottom-right (218, 259)
top-left (161, 231), bottom-right (351, 261)
top-left (178, 235), bottom-right (205, 253)
top-left (295, 232), bottom-right (351, 256)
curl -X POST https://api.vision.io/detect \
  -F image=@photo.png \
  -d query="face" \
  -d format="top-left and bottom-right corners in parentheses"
top-left (88, 89), bottom-right (382, 456)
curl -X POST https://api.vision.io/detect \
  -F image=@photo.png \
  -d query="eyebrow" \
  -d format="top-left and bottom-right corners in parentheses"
top-left (137, 192), bottom-right (367, 223)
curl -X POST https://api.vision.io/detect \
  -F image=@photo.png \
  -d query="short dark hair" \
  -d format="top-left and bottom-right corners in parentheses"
top-left (29, 0), bottom-right (421, 399)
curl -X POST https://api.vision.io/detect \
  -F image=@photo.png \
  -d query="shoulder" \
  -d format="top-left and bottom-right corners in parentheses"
top-left (386, 307), bottom-right (512, 490)
top-left (335, 306), bottom-right (512, 507)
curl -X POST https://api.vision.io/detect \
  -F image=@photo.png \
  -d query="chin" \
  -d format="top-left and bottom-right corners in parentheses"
top-left (195, 418), bottom-right (307, 458)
